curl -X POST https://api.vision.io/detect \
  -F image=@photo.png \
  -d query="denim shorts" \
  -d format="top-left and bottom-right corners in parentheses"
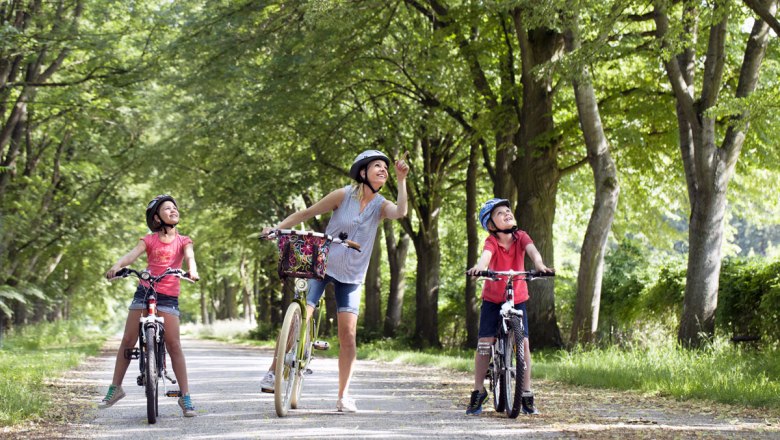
top-left (128, 285), bottom-right (181, 317)
top-left (306, 275), bottom-right (361, 315)
top-left (478, 300), bottom-right (529, 339)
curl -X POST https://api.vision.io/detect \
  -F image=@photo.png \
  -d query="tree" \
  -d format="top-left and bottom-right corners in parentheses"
top-left (653, 0), bottom-right (776, 347)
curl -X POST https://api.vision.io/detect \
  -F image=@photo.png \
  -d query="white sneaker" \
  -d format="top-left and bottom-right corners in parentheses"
top-left (336, 396), bottom-right (357, 413)
top-left (260, 371), bottom-right (275, 393)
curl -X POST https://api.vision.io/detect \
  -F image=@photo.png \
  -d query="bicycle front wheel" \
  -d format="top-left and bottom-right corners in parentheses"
top-left (290, 320), bottom-right (312, 409)
top-left (504, 316), bottom-right (525, 418)
top-left (274, 302), bottom-right (302, 417)
top-left (144, 326), bottom-right (159, 424)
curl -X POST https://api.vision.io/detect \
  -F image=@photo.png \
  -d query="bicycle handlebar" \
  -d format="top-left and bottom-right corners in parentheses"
top-left (111, 267), bottom-right (195, 283)
top-left (467, 269), bottom-right (555, 280)
top-left (260, 228), bottom-right (362, 252)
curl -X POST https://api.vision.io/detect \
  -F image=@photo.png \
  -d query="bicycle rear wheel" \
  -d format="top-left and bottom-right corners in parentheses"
top-left (504, 316), bottom-right (525, 418)
top-left (274, 302), bottom-right (302, 417)
top-left (144, 326), bottom-right (159, 424)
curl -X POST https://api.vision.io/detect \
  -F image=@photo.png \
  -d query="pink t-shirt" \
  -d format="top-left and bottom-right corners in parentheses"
top-left (481, 230), bottom-right (534, 304)
top-left (139, 232), bottom-right (193, 297)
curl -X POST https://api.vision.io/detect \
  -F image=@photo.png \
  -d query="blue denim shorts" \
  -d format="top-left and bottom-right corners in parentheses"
top-left (478, 300), bottom-right (529, 339)
top-left (129, 285), bottom-right (181, 317)
top-left (306, 275), bottom-right (361, 315)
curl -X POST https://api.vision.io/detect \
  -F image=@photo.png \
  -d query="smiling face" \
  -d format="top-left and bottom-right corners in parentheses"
top-left (489, 205), bottom-right (516, 232)
top-left (155, 200), bottom-right (179, 227)
top-left (361, 159), bottom-right (389, 188)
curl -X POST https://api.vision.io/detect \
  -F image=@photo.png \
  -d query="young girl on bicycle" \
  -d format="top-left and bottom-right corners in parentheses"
top-left (99, 194), bottom-right (201, 417)
top-left (259, 149), bottom-right (409, 413)
top-left (465, 198), bottom-right (552, 416)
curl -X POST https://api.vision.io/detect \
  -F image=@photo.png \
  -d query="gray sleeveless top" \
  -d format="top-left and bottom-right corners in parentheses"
top-left (325, 185), bottom-right (386, 284)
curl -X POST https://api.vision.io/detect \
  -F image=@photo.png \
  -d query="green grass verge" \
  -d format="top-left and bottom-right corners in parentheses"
top-left (0, 321), bottom-right (105, 427)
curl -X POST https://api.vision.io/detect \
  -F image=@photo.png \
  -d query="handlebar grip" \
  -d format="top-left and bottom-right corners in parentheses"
top-left (344, 240), bottom-right (361, 251)
top-left (116, 268), bottom-right (130, 277)
top-left (465, 270), bottom-right (496, 278)
top-left (529, 269), bottom-right (556, 277)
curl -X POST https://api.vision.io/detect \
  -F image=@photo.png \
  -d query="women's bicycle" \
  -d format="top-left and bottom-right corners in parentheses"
top-left (261, 229), bottom-right (360, 417)
top-left (111, 267), bottom-right (194, 424)
top-left (472, 269), bottom-right (554, 418)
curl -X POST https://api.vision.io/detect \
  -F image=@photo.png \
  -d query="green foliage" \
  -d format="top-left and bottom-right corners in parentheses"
top-left (717, 259), bottom-right (780, 341)
top-left (598, 239), bottom-right (648, 336)
top-left (0, 321), bottom-right (105, 426)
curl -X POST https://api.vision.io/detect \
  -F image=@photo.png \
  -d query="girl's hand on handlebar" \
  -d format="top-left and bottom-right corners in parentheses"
top-left (260, 226), bottom-right (276, 239)
top-left (106, 265), bottom-right (123, 280)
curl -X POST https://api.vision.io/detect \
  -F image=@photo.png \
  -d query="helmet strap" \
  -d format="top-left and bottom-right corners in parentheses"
top-left (488, 219), bottom-right (517, 236)
top-left (361, 167), bottom-right (382, 194)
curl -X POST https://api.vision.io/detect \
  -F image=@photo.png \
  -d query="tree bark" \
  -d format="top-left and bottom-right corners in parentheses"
top-left (512, 13), bottom-right (565, 349)
top-left (464, 141), bottom-right (480, 348)
top-left (564, 19), bottom-right (620, 345)
top-left (412, 229), bottom-right (441, 348)
top-left (383, 220), bottom-right (409, 337)
top-left (363, 227), bottom-right (383, 335)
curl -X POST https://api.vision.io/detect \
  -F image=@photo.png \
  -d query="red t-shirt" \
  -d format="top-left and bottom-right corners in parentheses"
top-left (481, 231), bottom-right (533, 304)
top-left (139, 232), bottom-right (192, 297)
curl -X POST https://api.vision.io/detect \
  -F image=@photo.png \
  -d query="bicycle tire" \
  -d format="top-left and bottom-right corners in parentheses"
top-left (290, 319), bottom-right (312, 409)
top-left (505, 316), bottom-right (525, 418)
top-left (274, 302), bottom-right (302, 417)
top-left (144, 326), bottom-right (158, 424)
top-left (495, 336), bottom-right (507, 413)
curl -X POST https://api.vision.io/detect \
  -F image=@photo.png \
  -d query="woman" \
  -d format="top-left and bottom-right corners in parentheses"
top-left (260, 149), bottom-right (408, 413)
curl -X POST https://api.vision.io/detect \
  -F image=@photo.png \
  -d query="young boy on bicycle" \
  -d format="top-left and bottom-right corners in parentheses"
top-left (465, 198), bottom-right (553, 416)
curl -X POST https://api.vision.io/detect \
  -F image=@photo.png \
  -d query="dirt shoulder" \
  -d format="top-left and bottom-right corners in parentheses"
top-left (3, 337), bottom-right (779, 439)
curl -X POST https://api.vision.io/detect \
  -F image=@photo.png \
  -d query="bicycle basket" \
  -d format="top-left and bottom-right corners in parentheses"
top-left (276, 231), bottom-right (332, 280)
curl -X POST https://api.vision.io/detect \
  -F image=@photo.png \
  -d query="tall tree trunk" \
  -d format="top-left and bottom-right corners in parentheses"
top-left (564, 19), bottom-right (620, 345)
top-left (465, 141), bottom-right (480, 348)
top-left (363, 227), bottom-right (383, 336)
top-left (654, 1), bottom-right (773, 347)
top-left (239, 255), bottom-right (253, 323)
top-left (412, 228), bottom-right (441, 348)
top-left (200, 283), bottom-right (209, 325)
top-left (383, 221), bottom-right (409, 337)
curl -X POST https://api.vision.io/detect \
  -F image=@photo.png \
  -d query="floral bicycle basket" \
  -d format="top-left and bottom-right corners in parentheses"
top-left (276, 230), bottom-right (332, 280)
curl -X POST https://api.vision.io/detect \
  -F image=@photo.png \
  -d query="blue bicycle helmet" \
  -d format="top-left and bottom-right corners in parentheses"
top-left (479, 198), bottom-right (511, 231)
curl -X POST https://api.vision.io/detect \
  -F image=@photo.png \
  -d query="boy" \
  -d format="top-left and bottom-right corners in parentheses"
top-left (465, 198), bottom-right (553, 416)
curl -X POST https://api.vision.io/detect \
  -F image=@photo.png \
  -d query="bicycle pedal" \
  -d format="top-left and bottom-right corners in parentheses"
top-left (303, 368), bottom-right (313, 375)
top-left (164, 373), bottom-right (177, 384)
top-left (165, 390), bottom-right (182, 398)
top-left (313, 340), bottom-right (330, 350)
top-left (124, 348), bottom-right (140, 360)
top-left (136, 375), bottom-right (144, 386)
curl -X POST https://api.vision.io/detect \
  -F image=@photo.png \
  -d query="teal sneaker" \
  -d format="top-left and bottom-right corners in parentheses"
top-left (98, 384), bottom-right (125, 409)
top-left (178, 394), bottom-right (197, 417)
top-left (465, 389), bottom-right (488, 415)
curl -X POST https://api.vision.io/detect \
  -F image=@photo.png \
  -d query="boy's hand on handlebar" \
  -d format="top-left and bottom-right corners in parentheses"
top-left (188, 270), bottom-right (200, 281)
top-left (465, 266), bottom-right (483, 277)
top-left (106, 265), bottom-right (123, 280)
top-left (536, 265), bottom-right (555, 275)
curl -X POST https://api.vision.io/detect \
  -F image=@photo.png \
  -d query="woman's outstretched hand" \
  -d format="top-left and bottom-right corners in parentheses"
top-left (395, 151), bottom-right (409, 181)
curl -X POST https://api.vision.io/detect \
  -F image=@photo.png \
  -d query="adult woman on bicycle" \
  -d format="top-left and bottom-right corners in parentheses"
top-left (99, 194), bottom-right (200, 417)
top-left (465, 198), bottom-right (553, 416)
top-left (260, 149), bottom-right (409, 413)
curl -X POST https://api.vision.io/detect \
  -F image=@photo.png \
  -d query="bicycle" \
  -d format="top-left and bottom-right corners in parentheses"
top-left (260, 228), bottom-right (360, 417)
top-left (110, 267), bottom-right (194, 424)
top-left (470, 269), bottom-right (554, 418)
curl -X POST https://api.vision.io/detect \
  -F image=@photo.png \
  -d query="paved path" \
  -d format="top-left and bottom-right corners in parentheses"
top-left (38, 336), bottom-right (780, 439)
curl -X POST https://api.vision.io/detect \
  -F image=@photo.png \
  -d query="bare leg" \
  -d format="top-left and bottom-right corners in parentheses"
top-left (474, 337), bottom-right (495, 392)
top-left (161, 312), bottom-right (189, 394)
top-left (337, 311), bottom-right (358, 398)
top-left (110, 310), bottom-right (143, 386)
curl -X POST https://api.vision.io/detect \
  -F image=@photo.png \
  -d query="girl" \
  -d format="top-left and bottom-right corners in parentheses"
top-left (260, 149), bottom-right (409, 413)
top-left (100, 194), bottom-right (200, 417)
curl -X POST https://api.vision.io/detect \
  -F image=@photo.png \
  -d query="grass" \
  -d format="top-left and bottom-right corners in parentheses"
top-left (0, 321), bottom-right (105, 427)
top-left (538, 338), bottom-right (780, 409)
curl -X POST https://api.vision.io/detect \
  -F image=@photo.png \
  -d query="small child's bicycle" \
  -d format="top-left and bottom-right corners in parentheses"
top-left (472, 269), bottom-right (554, 418)
top-left (110, 267), bottom-right (194, 424)
top-left (261, 228), bottom-right (361, 417)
